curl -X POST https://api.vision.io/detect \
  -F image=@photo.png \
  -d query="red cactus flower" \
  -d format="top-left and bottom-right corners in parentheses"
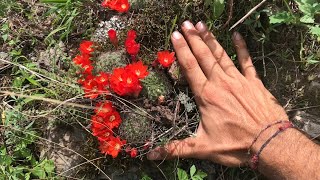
top-left (82, 63), bottom-right (94, 75)
top-left (109, 67), bottom-right (141, 96)
top-left (130, 148), bottom-right (138, 158)
top-left (157, 50), bottom-right (176, 68)
top-left (108, 29), bottom-right (118, 47)
top-left (125, 61), bottom-right (149, 79)
top-left (99, 136), bottom-right (126, 158)
top-left (82, 78), bottom-right (107, 99)
top-left (127, 30), bottom-right (137, 40)
top-left (95, 101), bottom-right (114, 117)
top-left (95, 128), bottom-right (114, 142)
top-left (95, 72), bottom-right (110, 86)
top-left (125, 38), bottom-right (140, 56)
top-left (73, 54), bottom-right (90, 66)
top-left (104, 111), bottom-right (122, 129)
top-left (91, 115), bottom-right (107, 130)
top-left (79, 40), bottom-right (94, 55)
top-left (101, 0), bottom-right (130, 13)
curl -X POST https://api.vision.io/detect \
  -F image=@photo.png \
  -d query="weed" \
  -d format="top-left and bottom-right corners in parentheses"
top-left (1, 105), bottom-right (55, 179)
top-left (268, 0), bottom-right (320, 65)
top-left (177, 165), bottom-right (207, 180)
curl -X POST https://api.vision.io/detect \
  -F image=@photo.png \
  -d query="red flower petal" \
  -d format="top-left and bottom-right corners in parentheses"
top-left (127, 30), bottom-right (137, 40)
top-left (108, 29), bottom-right (118, 47)
top-left (79, 40), bottom-right (94, 55)
top-left (95, 101), bottom-right (114, 117)
top-left (130, 148), bottom-right (138, 158)
top-left (125, 61), bottom-right (149, 79)
top-left (157, 51), bottom-right (176, 68)
top-left (102, 0), bottom-right (130, 13)
top-left (99, 136), bottom-right (126, 158)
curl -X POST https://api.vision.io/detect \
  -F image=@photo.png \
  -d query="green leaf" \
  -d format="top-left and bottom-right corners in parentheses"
top-left (195, 171), bottom-right (207, 179)
top-left (141, 175), bottom-right (153, 180)
top-left (31, 167), bottom-right (46, 179)
top-left (41, 0), bottom-right (68, 3)
top-left (295, 0), bottom-right (318, 15)
top-left (26, 76), bottom-right (40, 86)
top-left (205, 0), bottom-right (225, 19)
top-left (269, 12), bottom-right (295, 24)
top-left (190, 165), bottom-right (196, 177)
top-left (43, 160), bottom-right (55, 173)
top-left (177, 168), bottom-right (189, 180)
top-left (25, 172), bottom-right (31, 180)
top-left (309, 26), bottom-right (320, 37)
top-left (300, 14), bottom-right (314, 23)
top-left (0, 154), bottom-right (12, 166)
top-left (2, 34), bottom-right (8, 41)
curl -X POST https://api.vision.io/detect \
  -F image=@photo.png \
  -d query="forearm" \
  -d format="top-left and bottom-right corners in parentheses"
top-left (251, 127), bottom-right (320, 179)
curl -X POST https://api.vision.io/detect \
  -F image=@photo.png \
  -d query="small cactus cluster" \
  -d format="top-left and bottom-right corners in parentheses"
top-left (95, 50), bottom-right (128, 73)
top-left (36, 41), bottom-right (70, 72)
top-left (118, 109), bottom-right (152, 143)
top-left (91, 15), bottom-right (127, 44)
top-left (141, 70), bottom-right (172, 101)
top-left (179, 0), bottom-right (203, 7)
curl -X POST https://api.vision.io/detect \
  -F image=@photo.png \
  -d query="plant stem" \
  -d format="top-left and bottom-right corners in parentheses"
top-left (283, 0), bottom-right (294, 16)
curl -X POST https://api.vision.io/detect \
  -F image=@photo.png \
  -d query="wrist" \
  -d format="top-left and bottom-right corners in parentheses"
top-left (249, 121), bottom-right (294, 169)
top-left (249, 125), bottom-right (318, 179)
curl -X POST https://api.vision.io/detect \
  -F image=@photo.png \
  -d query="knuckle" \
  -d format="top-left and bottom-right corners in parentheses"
top-left (235, 40), bottom-right (247, 50)
top-left (196, 48), bottom-right (211, 58)
top-left (175, 41), bottom-right (189, 50)
top-left (183, 58), bottom-right (198, 71)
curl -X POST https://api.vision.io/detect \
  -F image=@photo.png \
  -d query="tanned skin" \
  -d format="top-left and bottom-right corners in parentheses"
top-left (147, 20), bottom-right (320, 179)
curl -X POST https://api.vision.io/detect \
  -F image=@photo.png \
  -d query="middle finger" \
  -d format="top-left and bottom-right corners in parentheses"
top-left (181, 21), bottom-right (226, 79)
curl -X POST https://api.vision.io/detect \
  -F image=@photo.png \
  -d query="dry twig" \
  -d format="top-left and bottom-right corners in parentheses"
top-left (229, 0), bottom-right (267, 31)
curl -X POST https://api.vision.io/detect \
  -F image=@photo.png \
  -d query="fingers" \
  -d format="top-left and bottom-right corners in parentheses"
top-left (171, 31), bottom-right (207, 94)
top-left (232, 32), bottom-right (257, 79)
top-left (147, 137), bottom-right (198, 160)
top-left (180, 21), bottom-right (226, 79)
top-left (195, 22), bottom-right (241, 78)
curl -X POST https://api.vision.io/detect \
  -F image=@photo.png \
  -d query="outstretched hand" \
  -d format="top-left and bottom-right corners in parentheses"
top-left (147, 21), bottom-right (288, 167)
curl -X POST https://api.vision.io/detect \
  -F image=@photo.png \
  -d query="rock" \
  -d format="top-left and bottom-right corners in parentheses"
top-left (291, 111), bottom-right (320, 140)
top-left (308, 81), bottom-right (320, 100)
top-left (40, 124), bottom-right (89, 177)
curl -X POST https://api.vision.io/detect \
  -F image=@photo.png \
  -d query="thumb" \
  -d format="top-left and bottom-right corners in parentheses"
top-left (147, 137), bottom-right (199, 160)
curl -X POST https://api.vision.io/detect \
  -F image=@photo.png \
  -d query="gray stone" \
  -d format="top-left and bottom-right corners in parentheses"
top-left (291, 111), bottom-right (320, 140)
top-left (40, 124), bottom-right (88, 177)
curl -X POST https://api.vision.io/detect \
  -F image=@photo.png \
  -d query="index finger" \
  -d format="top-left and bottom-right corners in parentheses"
top-left (171, 31), bottom-right (207, 94)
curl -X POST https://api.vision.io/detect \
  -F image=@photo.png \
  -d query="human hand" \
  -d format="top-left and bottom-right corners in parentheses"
top-left (147, 21), bottom-right (289, 167)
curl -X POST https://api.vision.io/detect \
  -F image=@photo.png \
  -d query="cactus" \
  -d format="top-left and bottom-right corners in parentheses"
top-left (95, 50), bottom-right (128, 73)
top-left (118, 109), bottom-right (152, 143)
top-left (141, 70), bottom-right (172, 101)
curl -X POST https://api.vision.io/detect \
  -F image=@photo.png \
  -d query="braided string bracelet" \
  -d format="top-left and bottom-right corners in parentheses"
top-left (250, 121), bottom-right (294, 170)
top-left (247, 120), bottom-right (290, 155)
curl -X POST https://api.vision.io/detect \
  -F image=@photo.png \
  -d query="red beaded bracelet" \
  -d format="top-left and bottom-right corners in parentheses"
top-left (247, 120), bottom-right (291, 155)
top-left (249, 121), bottom-right (294, 170)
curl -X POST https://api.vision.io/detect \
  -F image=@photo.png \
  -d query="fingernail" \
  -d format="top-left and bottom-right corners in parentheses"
top-left (172, 31), bottom-right (182, 40)
top-left (233, 32), bottom-right (242, 40)
top-left (147, 151), bottom-right (160, 160)
top-left (195, 21), bottom-right (207, 32)
top-left (182, 20), bottom-right (194, 30)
